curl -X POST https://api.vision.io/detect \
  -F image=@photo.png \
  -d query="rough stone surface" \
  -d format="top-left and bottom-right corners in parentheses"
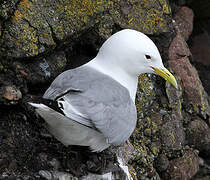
top-left (0, 51), bottom-right (67, 105)
top-left (0, 0), bottom-right (172, 58)
top-left (168, 31), bottom-right (191, 60)
top-left (174, 6), bottom-right (194, 41)
top-left (154, 154), bottom-right (170, 172)
top-left (160, 117), bottom-right (185, 152)
top-left (190, 30), bottom-right (210, 66)
top-left (168, 32), bottom-right (209, 117)
top-left (169, 57), bottom-right (199, 104)
top-left (195, 63), bottom-right (210, 96)
top-left (163, 150), bottom-right (199, 180)
top-left (186, 119), bottom-right (210, 157)
top-left (0, 0), bottom-right (19, 20)
top-left (166, 77), bottom-right (183, 120)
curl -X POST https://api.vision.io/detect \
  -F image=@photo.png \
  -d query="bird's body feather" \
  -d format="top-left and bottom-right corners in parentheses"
top-left (31, 65), bottom-right (137, 151)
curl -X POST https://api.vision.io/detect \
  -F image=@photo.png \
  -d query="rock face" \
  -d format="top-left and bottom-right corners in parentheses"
top-left (190, 31), bottom-right (210, 66)
top-left (0, 0), bottom-right (209, 180)
top-left (163, 150), bottom-right (200, 179)
top-left (0, 0), bottom-right (172, 58)
top-left (168, 17), bottom-right (208, 118)
top-left (186, 119), bottom-right (210, 157)
top-left (174, 7), bottom-right (194, 41)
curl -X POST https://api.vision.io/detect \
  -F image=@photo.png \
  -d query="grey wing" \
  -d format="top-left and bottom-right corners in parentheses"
top-left (43, 66), bottom-right (137, 145)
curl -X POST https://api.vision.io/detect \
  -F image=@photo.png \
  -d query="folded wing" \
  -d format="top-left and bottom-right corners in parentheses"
top-left (42, 66), bottom-right (137, 146)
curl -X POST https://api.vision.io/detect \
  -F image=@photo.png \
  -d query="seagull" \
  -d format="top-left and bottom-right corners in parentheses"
top-left (29, 29), bottom-right (177, 152)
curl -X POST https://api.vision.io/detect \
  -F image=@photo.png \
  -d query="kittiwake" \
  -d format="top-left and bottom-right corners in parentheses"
top-left (29, 29), bottom-right (178, 152)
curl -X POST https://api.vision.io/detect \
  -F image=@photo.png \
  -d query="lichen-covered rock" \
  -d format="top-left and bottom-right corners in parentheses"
top-left (0, 0), bottom-right (172, 58)
top-left (154, 154), bottom-right (169, 172)
top-left (166, 77), bottom-right (183, 119)
top-left (186, 119), bottom-right (210, 157)
top-left (160, 116), bottom-right (185, 152)
top-left (135, 74), bottom-right (157, 114)
top-left (0, 0), bottom-right (19, 20)
top-left (163, 150), bottom-right (199, 180)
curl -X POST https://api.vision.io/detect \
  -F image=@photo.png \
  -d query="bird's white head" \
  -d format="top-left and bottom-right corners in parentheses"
top-left (96, 29), bottom-right (177, 89)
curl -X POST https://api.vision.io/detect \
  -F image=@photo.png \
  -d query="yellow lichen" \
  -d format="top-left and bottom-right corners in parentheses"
top-left (6, 0), bottom-right (172, 58)
top-left (12, 0), bottom-right (33, 24)
top-left (168, 132), bottom-right (176, 145)
top-left (13, 10), bottom-right (24, 23)
top-left (160, 0), bottom-right (171, 14)
top-left (152, 146), bottom-right (158, 156)
top-left (19, 0), bottom-right (32, 9)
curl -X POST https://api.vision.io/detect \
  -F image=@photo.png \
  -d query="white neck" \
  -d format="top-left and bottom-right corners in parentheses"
top-left (84, 57), bottom-right (138, 102)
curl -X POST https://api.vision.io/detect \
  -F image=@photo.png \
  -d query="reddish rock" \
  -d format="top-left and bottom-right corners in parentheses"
top-left (186, 119), bottom-right (210, 157)
top-left (190, 31), bottom-right (210, 66)
top-left (168, 32), bottom-right (191, 60)
top-left (163, 150), bottom-right (199, 180)
top-left (174, 7), bottom-right (194, 41)
top-left (168, 32), bottom-right (209, 111)
top-left (169, 56), bottom-right (203, 105)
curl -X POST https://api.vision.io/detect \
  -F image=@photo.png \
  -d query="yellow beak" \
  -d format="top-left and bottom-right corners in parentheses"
top-left (152, 67), bottom-right (178, 89)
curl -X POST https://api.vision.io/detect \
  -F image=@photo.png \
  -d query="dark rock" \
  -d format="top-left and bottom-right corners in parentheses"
top-left (169, 0), bottom-right (186, 7)
top-left (190, 30), bottom-right (210, 66)
top-left (0, 158), bottom-right (9, 173)
top-left (25, 51), bottom-right (67, 85)
top-left (193, 62), bottom-right (210, 96)
top-left (160, 118), bottom-right (185, 152)
top-left (163, 150), bottom-right (199, 180)
top-left (187, 0), bottom-right (210, 19)
top-left (0, 0), bottom-right (19, 20)
top-left (191, 157), bottom-right (210, 180)
top-left (186, 119), bottom-right (210, 157)
top-left (174, 7), bottom-right (194, 41)
top-left (155, 154), bottom-right (169, 172)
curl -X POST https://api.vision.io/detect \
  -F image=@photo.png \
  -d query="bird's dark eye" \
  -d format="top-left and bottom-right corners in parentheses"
top-left (145, 55), bottom-right (151, 60)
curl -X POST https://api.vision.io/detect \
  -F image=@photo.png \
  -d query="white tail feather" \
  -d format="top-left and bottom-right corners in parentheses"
top-left (28, 103), bottom-right (110, 152)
